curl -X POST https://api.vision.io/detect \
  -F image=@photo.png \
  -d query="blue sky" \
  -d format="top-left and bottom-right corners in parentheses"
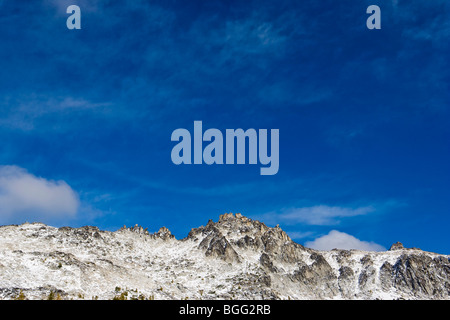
top-left (0, 0), bottom-right (449, 253)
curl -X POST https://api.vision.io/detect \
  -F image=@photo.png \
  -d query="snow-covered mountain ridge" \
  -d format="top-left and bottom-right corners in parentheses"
top-left (0, 213), bottom-right (448, 300)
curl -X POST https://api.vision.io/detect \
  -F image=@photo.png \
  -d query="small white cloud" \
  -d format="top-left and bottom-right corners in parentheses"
top-left (0, 165), bottom-right (80, 223)
top-left (305, 230), bottom-right (386, 251)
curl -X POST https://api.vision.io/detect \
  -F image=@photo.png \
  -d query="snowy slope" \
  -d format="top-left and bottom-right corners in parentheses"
top-left (0, 213), bottom-right (448, 300)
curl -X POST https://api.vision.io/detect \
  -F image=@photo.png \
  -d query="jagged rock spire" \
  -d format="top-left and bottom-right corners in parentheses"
top-left (389, 242), bottom-right (405, 251)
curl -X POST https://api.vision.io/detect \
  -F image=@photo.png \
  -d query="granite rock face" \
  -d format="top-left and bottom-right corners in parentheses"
top-left (0, 213), bottom-right (448, 300)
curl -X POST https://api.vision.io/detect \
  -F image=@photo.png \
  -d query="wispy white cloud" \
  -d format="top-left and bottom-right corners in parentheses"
top-left (0, 165), bottom-right (80, 223)
top-left (260, 205), bottom-right (375, 226)
top-left (286, 231), bottom-right (314, 240)
top-left (305, 230), bottom-right (386, 251)
top-left (222, 18), bottom-right (287, 56)
top-left (0, 95), bottom-right (112, 131)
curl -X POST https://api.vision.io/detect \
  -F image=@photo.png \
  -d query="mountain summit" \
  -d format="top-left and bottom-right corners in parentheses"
top-left (0, 213), bottom-right (448, 300)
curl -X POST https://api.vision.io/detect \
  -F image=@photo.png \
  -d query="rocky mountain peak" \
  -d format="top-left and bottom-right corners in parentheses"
top-left (118, 224), bottom-right (174, 240)
top-left (215, 212), bottom-right (287, 240)
top-left (389, 242), bottom-right (405, 251)
top-left (186, 213), bottom-right (308, 267)
top-left (153, 226), bottom-right (175, 241)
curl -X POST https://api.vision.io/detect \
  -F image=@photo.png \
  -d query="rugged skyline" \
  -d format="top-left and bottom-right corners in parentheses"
top-left (0, 213), bottom-right (449, 300)
top-left (0, 1), bottom-right (449, 254)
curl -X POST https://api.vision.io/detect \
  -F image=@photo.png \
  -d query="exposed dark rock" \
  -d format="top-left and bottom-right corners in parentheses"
top-left (260, 253), bottom-right (278, 272)
top-left (338, 266), bottom-right (355, 297)
top-left (339, 266), bottom-right (354, 280)
top-left (388, 254), bottom-right (450, 298)
top-left (205, 235), bottom-right (240, 263)
top-left (152, 227), bottom-right (175, 241)
top-left (390, 242), bottom-right (405, 251)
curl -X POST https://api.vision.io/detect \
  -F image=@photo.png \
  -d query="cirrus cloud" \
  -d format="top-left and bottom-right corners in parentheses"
top-left (259, 205), bottom-right (375, 226)
top-left (0, 165), bottom-right (80, 223)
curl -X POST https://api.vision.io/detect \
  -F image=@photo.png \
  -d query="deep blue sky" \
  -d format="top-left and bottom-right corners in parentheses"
top-left (0, 0), bottom-right (449, 253)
